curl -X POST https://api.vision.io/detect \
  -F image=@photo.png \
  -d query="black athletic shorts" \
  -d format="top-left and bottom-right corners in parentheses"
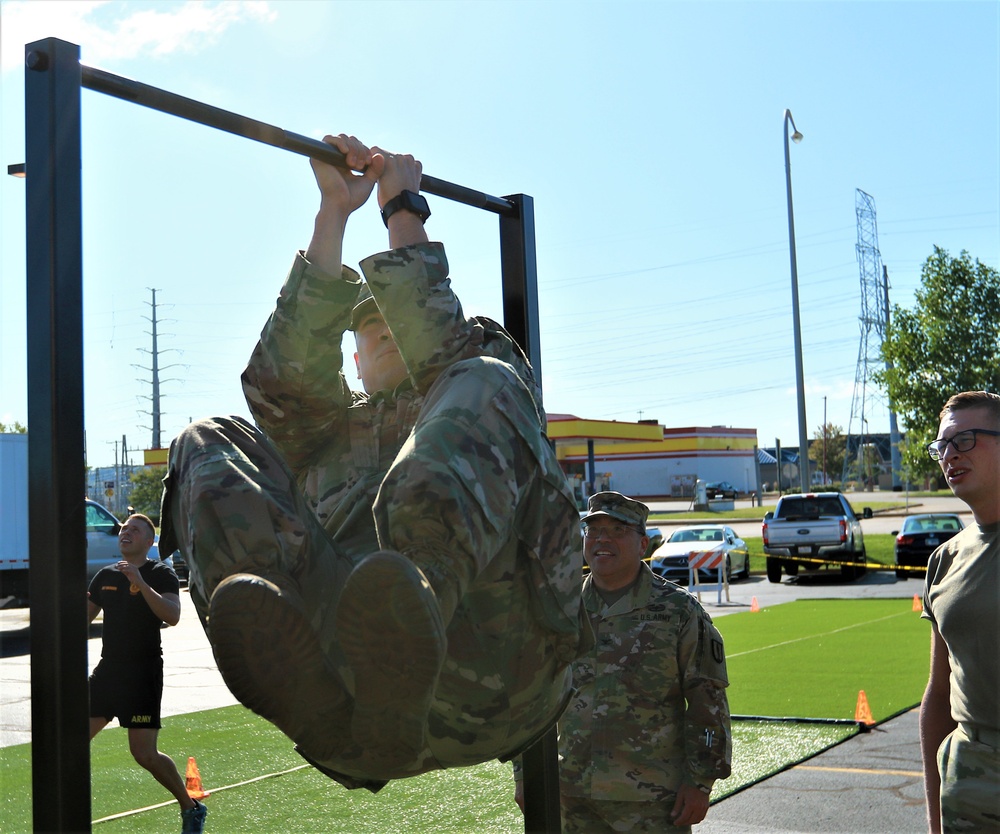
top-left (89, 658), bottom-right (164, 729)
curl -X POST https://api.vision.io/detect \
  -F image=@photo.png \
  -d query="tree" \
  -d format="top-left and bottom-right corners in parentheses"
top-left (0, 421), bottom-right (27, 433)
top-left (898, 426), bottom-right (942, 490)
top-left (808, 423), bottom-right (846, 484)
top-left (129, 465), bottom-right (168, 523)
top-left (876, 246), bottom-right (1000, 443)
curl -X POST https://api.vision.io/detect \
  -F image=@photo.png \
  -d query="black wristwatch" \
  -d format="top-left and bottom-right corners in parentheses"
top-left (381, 189), bottom-right (431, 228)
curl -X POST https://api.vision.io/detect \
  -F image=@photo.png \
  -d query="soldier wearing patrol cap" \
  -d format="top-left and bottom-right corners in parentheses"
top-left (159, 134), bottom-right (587, 789)
top-left (553, 490), bottom-right (732, 832)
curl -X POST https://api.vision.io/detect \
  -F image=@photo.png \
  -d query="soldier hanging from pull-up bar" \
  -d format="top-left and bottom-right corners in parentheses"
top-left (159, 134), bottom-right (589, 791)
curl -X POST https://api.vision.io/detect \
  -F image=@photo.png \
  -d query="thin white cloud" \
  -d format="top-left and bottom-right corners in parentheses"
top-left (1, 0), bottom-right (275, 73)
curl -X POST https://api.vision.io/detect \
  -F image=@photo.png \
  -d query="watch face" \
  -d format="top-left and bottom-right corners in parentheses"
top-left (382, 190), bottom-right (431, 227)
top-left (402, 191), bottom-right (430, 219)
top-left (382, 191), bottom-right (431, 227)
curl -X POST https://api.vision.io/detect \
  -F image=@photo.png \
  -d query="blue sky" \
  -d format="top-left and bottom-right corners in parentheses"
top-left (2, 0), bottom-right (997, 468)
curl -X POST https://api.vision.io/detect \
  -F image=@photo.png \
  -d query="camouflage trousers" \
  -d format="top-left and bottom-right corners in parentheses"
top-left (560, 795), bottom-right (689, 834)
top-left (159, 357), bottom-right (584, 782)
top-left (938, 724), bottom-right (1000, 832)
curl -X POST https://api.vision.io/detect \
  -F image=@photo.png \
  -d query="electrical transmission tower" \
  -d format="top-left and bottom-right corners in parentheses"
top-left (842, 190), bottom-right (902, 488)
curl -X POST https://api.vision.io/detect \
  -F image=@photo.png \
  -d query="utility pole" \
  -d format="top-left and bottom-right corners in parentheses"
top-left (151, 289), bottom-right (161, 449)
top-left (823, 396), bottom-right (827, 486)
top-left (135, 288), bottom-right (180, 451)
top-left (883, 266), bottom-right (902, 488)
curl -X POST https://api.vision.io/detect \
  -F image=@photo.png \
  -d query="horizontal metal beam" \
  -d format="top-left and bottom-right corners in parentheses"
top-left (80, 64), bottom-right (516, 216)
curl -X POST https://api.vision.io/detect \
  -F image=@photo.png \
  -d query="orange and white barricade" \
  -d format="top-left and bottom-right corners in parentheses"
top-left (687, 547), bottom-right (729, 604)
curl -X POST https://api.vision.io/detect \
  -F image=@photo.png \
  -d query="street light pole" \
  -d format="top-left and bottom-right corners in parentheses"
top-left (784, 108), bottom-right (809, 493)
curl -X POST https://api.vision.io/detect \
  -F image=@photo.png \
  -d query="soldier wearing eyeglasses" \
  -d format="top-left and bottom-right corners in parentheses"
top-left (553, 491), bottom-right (731, 832)
top-left (919, 391), bottom-right (1000, 833)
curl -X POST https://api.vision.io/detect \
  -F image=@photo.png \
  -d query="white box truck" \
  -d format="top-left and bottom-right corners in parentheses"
top-left (0, 434), bottom-right (30, 601)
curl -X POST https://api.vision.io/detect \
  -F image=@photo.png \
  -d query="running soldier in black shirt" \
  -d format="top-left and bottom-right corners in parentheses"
top-left (88, 512), bottom-right (208, 834)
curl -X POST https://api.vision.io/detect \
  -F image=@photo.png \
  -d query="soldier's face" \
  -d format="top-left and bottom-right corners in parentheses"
top-left (583, 519), bottom-right (648, 591)
top-left (354, 309), bottom-right (408, 393)
top-left (936, 405), bottom-right (1000, 521)
top-left (118, 516), bottom-right (154, 559)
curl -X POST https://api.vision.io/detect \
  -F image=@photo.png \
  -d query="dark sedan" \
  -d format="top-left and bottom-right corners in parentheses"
top-left (893, 514), bottom-right (964, 579)
top-left (705, 481), bottom-right (739, 500)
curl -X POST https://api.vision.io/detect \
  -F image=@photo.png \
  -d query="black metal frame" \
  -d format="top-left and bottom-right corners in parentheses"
top-left (23, 36), bottom-right (556, 833)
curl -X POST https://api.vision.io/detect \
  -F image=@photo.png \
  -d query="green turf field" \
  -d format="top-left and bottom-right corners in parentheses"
top-left (0, 598), bottom-right (930, 832)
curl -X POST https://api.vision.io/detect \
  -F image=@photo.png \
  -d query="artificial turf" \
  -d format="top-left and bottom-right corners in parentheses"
top-left (717, 597), bottom-right (931, 719)
top-left (0, 597), bottom-right (930, 832)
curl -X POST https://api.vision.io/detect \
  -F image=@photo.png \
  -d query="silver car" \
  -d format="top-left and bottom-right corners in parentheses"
top-left (650, 524), bottom-right (751, 584)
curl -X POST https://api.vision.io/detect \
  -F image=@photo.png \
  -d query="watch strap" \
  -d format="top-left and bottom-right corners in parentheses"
top-left (381, 190), bottom-right (431, 228)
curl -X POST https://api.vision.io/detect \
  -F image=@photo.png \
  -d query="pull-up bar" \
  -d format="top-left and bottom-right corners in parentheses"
top-left (22, 36), bottom-right (554, 834)
top-left (76, 61), bottom-right (517, 217)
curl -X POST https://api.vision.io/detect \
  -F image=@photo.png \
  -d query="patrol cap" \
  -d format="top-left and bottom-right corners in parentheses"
top-left (349, 283), bottom-right (379, 331)
top-left (581, 491), bottom-right (649, 531)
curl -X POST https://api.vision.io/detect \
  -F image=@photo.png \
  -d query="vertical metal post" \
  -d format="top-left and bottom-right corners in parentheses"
top-left (883, 265), bottom-right (902, 488)
top-left (775, 438), bottom-right (783, 493)
top-left (521, 730), bottom-right (562, 833)
top-left (24, 36), bottom-right (92, 832)
top-left (499, 194), bottom-right (542, 386)
top-left (783, 110), bottom-right (809, 493)
top-left (498, 194), bottom-right (560, 832)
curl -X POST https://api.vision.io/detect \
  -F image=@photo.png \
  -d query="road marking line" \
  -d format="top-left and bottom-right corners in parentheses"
top-left (798, 765), bottom-right (923, 777)
top-left (726, 610), bottom-right (909, 658)
top-left (92, 764), bottom-right (311, 824)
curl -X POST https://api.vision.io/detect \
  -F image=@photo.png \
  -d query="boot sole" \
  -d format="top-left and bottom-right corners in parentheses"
top-left (208, 573), bottom-right (350, 762)
top-left (335, 552), bottom-right (445, 771)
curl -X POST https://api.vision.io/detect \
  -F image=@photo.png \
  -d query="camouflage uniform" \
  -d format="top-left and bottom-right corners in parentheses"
top-left (923, 521), bottom-right (1000, 831)
top-left (160, 243), bottom-right (585, 785)
top-left (558, 563), bottom-right (731, 833)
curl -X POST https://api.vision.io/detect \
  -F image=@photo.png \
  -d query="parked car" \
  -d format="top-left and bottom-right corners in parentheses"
top-left (705, 481), bottom-right (739, 500)
top-left (892, 514), bottom-right (964, 580)
top-left (167, 549), bottom-right (189, 583)
top-left (650, 524), bottom-right (750, 584)
top-left (644, 526), bottom-right (664, 560)
top-left (85, 499), bottom-right (126, 581)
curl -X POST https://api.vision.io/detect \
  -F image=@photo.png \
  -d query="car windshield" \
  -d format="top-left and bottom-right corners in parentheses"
top-left (669, 528), bottom-right (724, 543)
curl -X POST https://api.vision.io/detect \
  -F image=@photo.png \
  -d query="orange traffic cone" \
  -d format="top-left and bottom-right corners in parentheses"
top-left (750, 596), bottom-right (760, 613)
top-left (912, 594), bottom-right (923, 612)
top-left (185, 756), bottom-right (210, 799)
top-left (855, 690), bottom-right (875, 726)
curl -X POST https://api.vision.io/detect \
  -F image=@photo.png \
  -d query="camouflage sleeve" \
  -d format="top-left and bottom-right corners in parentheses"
top-left (242, 251), bottom-right (364, 470)
top-left (679, 605), bottom-right (733, 787)
top-left (358, 243), bottom-right (522, 395)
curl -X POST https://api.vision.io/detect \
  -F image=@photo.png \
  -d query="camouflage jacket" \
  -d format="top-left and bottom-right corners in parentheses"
top-left (241, 242), bottom-right (580, 636)
top-left (558, 564), bottom-right (732, 800)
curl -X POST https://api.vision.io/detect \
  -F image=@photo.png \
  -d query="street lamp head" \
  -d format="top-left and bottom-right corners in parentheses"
top-left (784, 109), bottom-right (803, 144)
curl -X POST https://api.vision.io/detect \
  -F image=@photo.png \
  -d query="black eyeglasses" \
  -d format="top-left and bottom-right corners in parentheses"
top-left (926, 429), bottom-right (1000, 460)
top-left (582, 523), bottom-right (642, 539)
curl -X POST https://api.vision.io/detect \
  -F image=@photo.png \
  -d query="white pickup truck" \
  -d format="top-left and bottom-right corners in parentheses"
top-left (762, 492), bottom-right (873, 583)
